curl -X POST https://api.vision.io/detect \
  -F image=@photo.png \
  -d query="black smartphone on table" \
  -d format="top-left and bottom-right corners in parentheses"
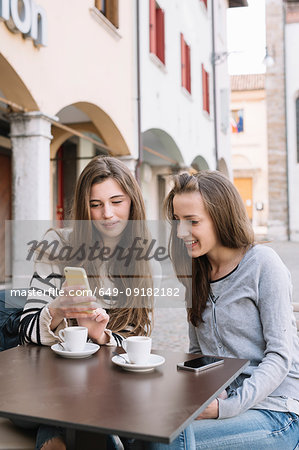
top-left (177, 355), bottom-right (224, 372)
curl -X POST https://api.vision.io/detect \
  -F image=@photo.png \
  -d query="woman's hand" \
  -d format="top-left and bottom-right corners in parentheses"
top-left (195, 390), bottom-right (227, 420)
top-left (48, 284), bottom-right (99, 330)
top-left (196, 399), bottom-right (219, 420)
top-left (77, 308), bottom-right (110, 344)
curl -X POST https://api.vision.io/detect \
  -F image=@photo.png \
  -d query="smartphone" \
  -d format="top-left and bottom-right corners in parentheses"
top-left (64, 267), bottom-right (94, 313)
top-left (64, 267), bottom-right (91, 291)
top-left (177, 355), bottom-right (224, 372)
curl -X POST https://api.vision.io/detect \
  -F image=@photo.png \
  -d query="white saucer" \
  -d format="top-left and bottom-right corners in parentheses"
top-left (51, 342), bottom-right (100, 359)
top-left (111, 353), bottom-right (165, 372)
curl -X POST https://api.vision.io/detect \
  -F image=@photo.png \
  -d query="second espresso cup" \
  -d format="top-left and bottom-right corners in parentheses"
top-left (122, 336), bottom-right (152, 365)
top-left (58, 326), bottom-right (88, 352)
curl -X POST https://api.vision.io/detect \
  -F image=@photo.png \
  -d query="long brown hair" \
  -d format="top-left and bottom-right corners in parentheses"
top-left (165, 171), bottom-right (254, 327)
top-left (66, 156), bottom-right (153, 335)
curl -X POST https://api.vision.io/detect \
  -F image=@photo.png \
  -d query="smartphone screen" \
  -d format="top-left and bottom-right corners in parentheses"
top-left (183, 356), bottom-right (223, 368)
top-left (64, 267), bottom-right (90, 290)
top-left (177, 355), bottom-right (224, 372)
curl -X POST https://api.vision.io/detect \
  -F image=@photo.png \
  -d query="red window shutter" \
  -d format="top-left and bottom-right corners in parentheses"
top-left (186, 44), bottom-right (191, 93)
top-left (202, 64), bottom-right (210, 114)
top-left (206, 71), bottom-right (210, 114)
top-left (202, 64), bottom-right (207, 111)
top-left (149, 0), bottom-right (156, 54)
top-left (156, 8), bottom-right (165, 64)
top-left (181, 33), bottom-right (186, 89)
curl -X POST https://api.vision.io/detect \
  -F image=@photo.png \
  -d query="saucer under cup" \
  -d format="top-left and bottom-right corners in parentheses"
top-left (58, 326), bottom-right (88, 353)
top-left (51, 342), bottom-right (99, 359)
top-left (122, 336), bottom-right (152, 365)
top-left (112, 353), bottom-right (165, 372)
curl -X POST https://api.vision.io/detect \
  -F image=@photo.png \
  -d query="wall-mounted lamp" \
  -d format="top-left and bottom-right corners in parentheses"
top-left (211, 50), bottom-right (242, 66)
top-left (211, 51), bottom-right (229, 65)
top-left (263, 46), bottom-right (275, 68)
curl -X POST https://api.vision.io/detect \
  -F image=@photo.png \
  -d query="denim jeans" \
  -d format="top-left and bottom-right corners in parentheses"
top-left (10, 420), bottom-right (66, 450)
top-left (35, 425), bottom-right (66, 450)
top-left (145, 410), bottom-right (299, 450)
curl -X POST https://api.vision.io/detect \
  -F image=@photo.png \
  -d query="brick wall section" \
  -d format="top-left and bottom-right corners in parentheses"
top-left (286, 2), bottom-right (299, 24)
top-left (266, 0), bottom-right (288, 240)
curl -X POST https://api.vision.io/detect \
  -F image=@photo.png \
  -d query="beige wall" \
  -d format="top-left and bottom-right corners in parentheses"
top-left (0, 0), bottom-right (136, 156)
top-left (231, 89), bottom-right (268, 234)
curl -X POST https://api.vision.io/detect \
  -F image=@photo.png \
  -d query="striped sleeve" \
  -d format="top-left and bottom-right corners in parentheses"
top-left (19, 260), bottom-right (68, 346)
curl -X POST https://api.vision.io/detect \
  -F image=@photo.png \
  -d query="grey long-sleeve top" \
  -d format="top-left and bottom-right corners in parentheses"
top-left (189, 244), bottom-right (299, 419)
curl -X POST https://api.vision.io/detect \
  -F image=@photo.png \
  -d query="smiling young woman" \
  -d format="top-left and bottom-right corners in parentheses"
top-left (145, 170), bottom-right (299, 450)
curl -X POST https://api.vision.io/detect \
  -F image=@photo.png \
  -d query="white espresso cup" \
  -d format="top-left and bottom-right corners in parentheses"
top-left (58, 326), bottom-right (88, 352)
top-left (122, 336), bottom-right (152, 365)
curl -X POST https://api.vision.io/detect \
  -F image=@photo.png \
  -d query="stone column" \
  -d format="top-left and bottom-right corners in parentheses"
top-left (265, 0), bottom-right (289, 240)
top-left (77, 137), bottom-right (95, 178)
top-left (118, 155), bottom-right (137, 175)
top-left (10, 111), bottom-right (54, 220)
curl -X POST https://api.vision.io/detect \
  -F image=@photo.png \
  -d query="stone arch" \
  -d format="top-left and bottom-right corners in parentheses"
top-left (51, 102), bottom-right (130, 157)
top-left (232, 154), bottom-right (252, 170)
top-left (0, 54), bottom-right (38, 110)
top-left (142, 128), bottom-right (185, 167)
top-left (191, 155), bottom-right (210, 171)
top-left (218, 158), bottom-right (229, 177)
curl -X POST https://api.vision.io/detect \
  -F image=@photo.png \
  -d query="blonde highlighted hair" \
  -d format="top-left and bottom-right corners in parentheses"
top-left (165, 170), bottom-right (254, 326)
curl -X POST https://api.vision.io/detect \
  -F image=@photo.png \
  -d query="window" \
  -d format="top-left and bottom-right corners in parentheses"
top-left (149, 0), bottom-right (165, 64)
top-left (95, 0), bottom-right (119, 28)
top-left (202, 64), bottom-right (210, 114)
top-left (231, 109), bottom-right (244, 133)
top-left (181, 34), bottom-right (191, 94)
top-left (296, 97), bottom-right (299, 163)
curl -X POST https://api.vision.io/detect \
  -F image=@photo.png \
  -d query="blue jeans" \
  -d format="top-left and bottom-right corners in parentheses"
top-left (145, 410), bottom-right (299, 449)
top-left (11, 420), bottom-right (66, 450)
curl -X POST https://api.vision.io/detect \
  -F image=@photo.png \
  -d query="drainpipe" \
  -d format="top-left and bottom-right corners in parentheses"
top-left (135, 0), bottom-right (143, 183)
top-left (211, 0), bottom-right (219, 170)
top-left (283, 2), bottom-right (290, 241)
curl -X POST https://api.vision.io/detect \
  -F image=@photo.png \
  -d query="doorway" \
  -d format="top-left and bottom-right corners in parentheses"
top-left (234, 177), bottom-right (253, 220)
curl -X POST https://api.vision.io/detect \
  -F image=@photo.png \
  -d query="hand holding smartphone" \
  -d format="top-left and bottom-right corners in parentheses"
top-left (64, 267), bottom-right (91, 292)
top-left (64, 267), bottom-right (93, 313)
top-left (177, 355), bottom-right (224, 372)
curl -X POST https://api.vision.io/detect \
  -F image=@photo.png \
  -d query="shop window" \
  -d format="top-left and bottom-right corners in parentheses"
top-left (202, 64), bottom-right (210, 114)
top-left (181, 34), bottom-right (191, 94)
top-left (231, 109), bottom-right (244, 133)
top-left (95, 0), bottom-right (119, 28)
top-left (296, 97), bottom-right (299, 163)
top-left (149, 0), bottom-right (165, 64)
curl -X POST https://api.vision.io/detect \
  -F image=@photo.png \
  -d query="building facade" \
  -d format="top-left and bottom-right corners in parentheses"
top-left (285, 0), bottom-right (299, 241)
top-left (265, 0), bottom-right (299, 241)
top-left (139, 0), bottom-right (246, 219)
top-left (0, 0), bottom-right (138, 282)
top-left (230, 74), bottom-right (268, 237)
top-left (0, 0), bottom-right (247, 282)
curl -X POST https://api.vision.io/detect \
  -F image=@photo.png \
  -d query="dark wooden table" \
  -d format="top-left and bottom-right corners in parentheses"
top-left (0, 345), bottom-right (248, 445)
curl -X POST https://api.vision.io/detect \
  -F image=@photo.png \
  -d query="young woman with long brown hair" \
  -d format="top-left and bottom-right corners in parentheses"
top-left (19, 156), bottom-right (157, 450)
top-left (20, 155), bottom-right (154, 347)
top-left (147, 170), bottom-right (299, 449)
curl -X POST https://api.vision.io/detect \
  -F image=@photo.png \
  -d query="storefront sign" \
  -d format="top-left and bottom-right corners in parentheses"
top-left (0, 0), bottom-right (47, 47)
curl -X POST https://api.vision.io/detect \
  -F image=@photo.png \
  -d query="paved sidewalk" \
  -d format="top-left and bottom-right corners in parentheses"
top-left (266, 241), bottom-right (299, 303)
top-left (151, 241), bottom-right (299, 352)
